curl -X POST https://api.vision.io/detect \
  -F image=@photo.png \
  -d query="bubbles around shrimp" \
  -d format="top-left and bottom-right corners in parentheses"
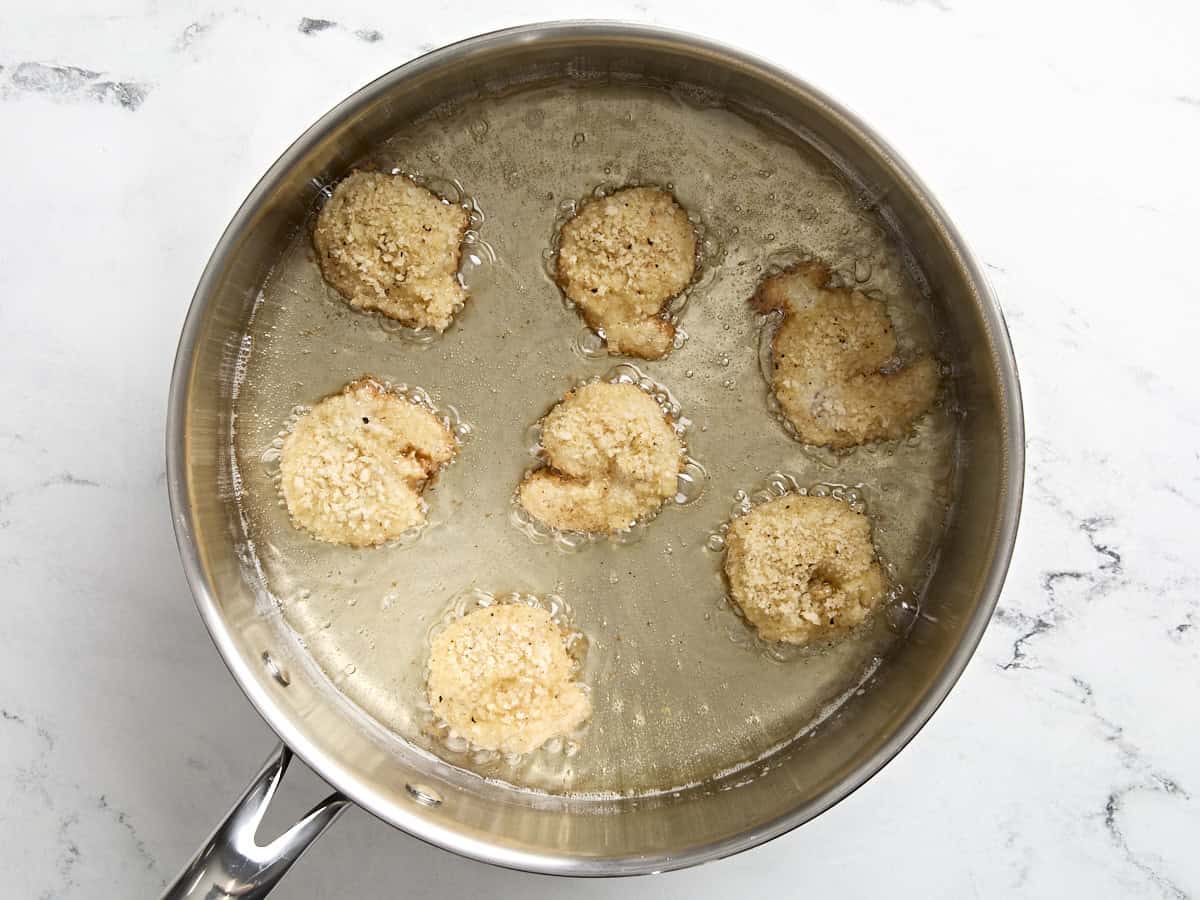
top-left (752, 258), bottom-right (844, 468)
top-left (754, 249), bottom-right (950, 461)
top-left (510, 363), bottom-right (708, 551)
top-left (704, 473), bottom-right (914, 661)
top-left (260, 380), bottom-right (473, 550)
top-left (310, 168), bottom-right (494, 345)
top-left (418, 588), bottom-right (589, 766)
top-left (544, 180), bottom-right (724, 346)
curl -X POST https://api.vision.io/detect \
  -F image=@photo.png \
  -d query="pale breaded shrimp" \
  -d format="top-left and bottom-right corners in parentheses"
top-left (556, 186), bottom-right (696, 359)
top-left (279, 378), bottom-right (457, 547)
top-left (427, 604), bottom-right (591, 754)
top-left (753, 261), bottom-right (939, 448)
top-left (518, 381), bottom-right (684, 533)
top-left (724, 493), bottom-right (887, 646)
top-left (313, 171), bottom-right (470, 331)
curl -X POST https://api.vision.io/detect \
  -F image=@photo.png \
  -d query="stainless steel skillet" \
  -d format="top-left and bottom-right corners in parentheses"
top-left (162, 21), bottom-right (1023, 899)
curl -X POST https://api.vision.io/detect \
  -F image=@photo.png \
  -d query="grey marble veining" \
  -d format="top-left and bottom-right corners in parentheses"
top-left (1, 1), bottom-right (1197, 897)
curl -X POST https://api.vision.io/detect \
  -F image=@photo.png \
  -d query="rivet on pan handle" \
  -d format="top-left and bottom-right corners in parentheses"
top-left (159, 744), bottom-right (348, 900)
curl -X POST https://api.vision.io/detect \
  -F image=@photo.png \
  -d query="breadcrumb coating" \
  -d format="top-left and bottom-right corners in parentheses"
top-left (279, 378), bottom-right (457, 547)
top-left (556, 186), bottom-right (696, 359)
top-left (518, 382), bottom-right (684, 534)
top-left (313, 171), bottom-right (470, 331)
top-left (753, 261), bottom-right (939, 448)
top-left (724, 494), bottom-right (887, 646)
top-left (428, 604), bottom-right (591, 754)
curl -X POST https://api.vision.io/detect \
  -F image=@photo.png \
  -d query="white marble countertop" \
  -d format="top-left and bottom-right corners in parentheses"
top-left (2, 2), bottom-right (1198, 897)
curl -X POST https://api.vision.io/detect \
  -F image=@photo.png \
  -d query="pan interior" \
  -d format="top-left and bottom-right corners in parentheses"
top-left (229, 78), bottom-right (959, 798)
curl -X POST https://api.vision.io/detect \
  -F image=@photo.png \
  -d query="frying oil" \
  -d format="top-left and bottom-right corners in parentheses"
top-left (230, 80), bottom-right (960, 797)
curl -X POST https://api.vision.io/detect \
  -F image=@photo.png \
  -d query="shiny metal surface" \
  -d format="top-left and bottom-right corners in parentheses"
top-left (159, 745), bottom-right (347, 899)
top-left (166, 20), bottom-right (1024, 882)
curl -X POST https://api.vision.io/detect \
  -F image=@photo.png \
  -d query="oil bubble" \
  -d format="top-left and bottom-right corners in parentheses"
top-left (674, 458), bottom-right (708, 505)
top-left (468, 118), bottom-right (490, 141)
top-left (884, 593), bottom-right (920, 635)
top-left (524, 421), bottom-right (544, 457)
top-left (611, 520), bottom-right (648, 546)
top-left (377, 317), bottom-right (440, 345)
top-left (571, 327), bottom-right (608, 360)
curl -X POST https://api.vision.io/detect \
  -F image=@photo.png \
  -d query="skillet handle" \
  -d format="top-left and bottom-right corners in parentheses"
top-left (159, 743), bottom-right (349, 899)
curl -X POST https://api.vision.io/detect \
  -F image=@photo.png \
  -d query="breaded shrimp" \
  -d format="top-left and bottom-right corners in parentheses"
top-left (279, 377), bottom-right (457, 547)
top-left (518, 381), bottom-right (684, 533)
top-left (724, 493), bottom-right (887, 646)
top-left (313, 171), bottom-right (470, 331)
top-left (427, 604), bottom-right (591, 754)
top-left (556, 186), bottom-right (696, 359)
top-left (753, 261), bottom-right (939, 448)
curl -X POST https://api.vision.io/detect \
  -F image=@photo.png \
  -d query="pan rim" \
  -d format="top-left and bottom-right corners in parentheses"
top-left (166, 19), bottom-right (1025, 876)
